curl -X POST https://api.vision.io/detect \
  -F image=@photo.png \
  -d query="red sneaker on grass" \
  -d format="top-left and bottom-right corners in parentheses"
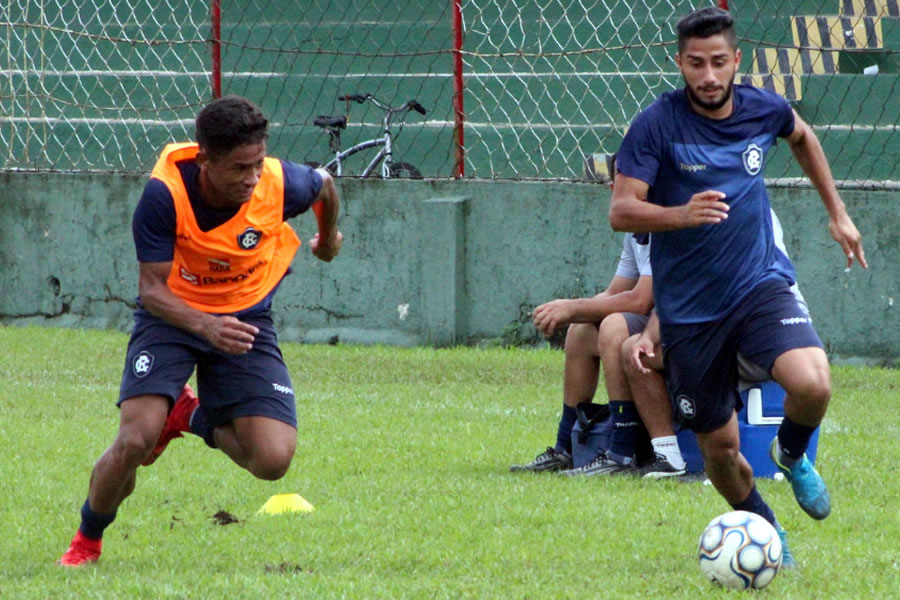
top-left (57, 530), bottom-right (102, 567)
top-left (141, 383), bottom-right (199, 466)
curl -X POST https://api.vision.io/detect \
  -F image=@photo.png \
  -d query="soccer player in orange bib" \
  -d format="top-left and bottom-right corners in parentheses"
top-left (59, 95), bottom-right (342, 566)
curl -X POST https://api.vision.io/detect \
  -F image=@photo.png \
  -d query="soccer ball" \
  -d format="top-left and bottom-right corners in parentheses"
top-left (697, 510), bottom-right (782, 590)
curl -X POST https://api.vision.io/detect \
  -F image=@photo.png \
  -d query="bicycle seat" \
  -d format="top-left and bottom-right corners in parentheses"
top-left (313, 115), bottom-right (347, 129)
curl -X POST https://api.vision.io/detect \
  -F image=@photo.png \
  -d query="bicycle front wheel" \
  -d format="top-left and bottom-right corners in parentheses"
top-left (388, 162), bottom-right (422, 179)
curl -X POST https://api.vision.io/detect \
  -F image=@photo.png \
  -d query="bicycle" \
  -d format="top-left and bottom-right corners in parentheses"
top-left (307, 93), bottom-right (428, 178)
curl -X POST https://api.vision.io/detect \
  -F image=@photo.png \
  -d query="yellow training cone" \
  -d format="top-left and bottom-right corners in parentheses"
top-left (258, 493), bottom-right (315, 515)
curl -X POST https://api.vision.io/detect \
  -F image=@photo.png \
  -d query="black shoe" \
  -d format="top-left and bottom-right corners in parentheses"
top-left (510, 447), bottom-right (573, 472)
top-left (637, 453), bottom-right (687, 479)
top-left (561, 451), bottom-right (635, 477)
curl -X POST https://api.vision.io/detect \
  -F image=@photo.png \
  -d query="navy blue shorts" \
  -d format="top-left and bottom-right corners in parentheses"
top-left (661, 278), bottom-right (823, 433)
top-left (118, 311), bottom-right (297, 429)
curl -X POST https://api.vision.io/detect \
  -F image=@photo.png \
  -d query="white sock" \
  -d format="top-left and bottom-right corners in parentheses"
top-left (774, 438), bottom-right (800, 467)
top-left (652, 436), bottom-right (686, 470)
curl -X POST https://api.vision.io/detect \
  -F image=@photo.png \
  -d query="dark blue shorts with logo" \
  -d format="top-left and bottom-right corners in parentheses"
top-left (119, 309), bottom-right (297, 429)
top-left (661, 277), bottom-right (823, 434)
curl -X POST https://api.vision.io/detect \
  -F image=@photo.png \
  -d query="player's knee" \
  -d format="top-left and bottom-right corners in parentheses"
top-left (701, 436), bottom-right (741, 469)
top-left (113, 427), bottom-right (158, 465)
top-left (249, 445), bottom-right (296, 481)
top-left (596, 314), bottom-right (628, 355)
top-left (564, 323), bottom-right (597, 355)
top-left (789, 365), bottom-right (831, 405)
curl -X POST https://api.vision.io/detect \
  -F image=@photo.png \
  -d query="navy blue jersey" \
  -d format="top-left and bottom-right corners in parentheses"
top-left (617, 84), bottom-right (796, 324)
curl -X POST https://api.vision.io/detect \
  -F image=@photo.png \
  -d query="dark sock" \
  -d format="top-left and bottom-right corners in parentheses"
top-left (554, 404), bottom-right (577, 454)
top-left (608, 400), bottom-right (639, 459)
top-left (189, 404), bottom-right (218, 449)
top-left (731, 484), bottom-right (777, 527)
top-left (79, 499), bottom-right (116, 540)
top-left (777, 416), bottom-right (817, 461)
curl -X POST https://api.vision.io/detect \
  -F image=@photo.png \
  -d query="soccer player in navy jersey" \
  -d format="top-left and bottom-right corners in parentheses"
top-left (58, 96), bottom-right (343, 566)
top-left (609, 7), bottom-right (866, 564)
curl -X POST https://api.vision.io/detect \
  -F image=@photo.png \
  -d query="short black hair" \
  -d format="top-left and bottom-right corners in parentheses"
top-left (676, 6), bottom-right (736, 53)
top-left (195, 95), bottom-right (268, 158)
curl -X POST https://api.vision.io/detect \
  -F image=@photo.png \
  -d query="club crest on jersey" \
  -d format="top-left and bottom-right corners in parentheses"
top-left (237, 227), bottom-right (262, 250)
top-left (742, 143), bottom-right (763, 176)
top-left (677, 394), bottom-right (696, 419)
top-left (133, 351), bottom-right (154, 378)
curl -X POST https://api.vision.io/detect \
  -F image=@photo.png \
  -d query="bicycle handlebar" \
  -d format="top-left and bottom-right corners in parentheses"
top-left (337, 94), bottom-right (427, 115)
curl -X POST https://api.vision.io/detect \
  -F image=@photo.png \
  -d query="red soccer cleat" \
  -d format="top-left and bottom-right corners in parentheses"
top-left (57, 530), bottom-right (102, 567)
top-left (141, 383), bottom-right (199, 466)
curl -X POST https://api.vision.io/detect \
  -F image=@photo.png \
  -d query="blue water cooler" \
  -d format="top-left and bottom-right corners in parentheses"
top-left (675, 381), bottom-right (821, 478)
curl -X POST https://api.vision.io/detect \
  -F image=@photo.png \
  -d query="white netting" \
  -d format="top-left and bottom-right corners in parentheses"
top-left (1, 0), bottom-right (209, 172)
top-left (460, 0), bottom-right (690, 179)
top-left (2, 0), bottom-right (898, 182)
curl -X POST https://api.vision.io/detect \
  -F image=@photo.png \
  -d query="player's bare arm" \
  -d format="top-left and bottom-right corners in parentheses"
top-left (785, 110), bottom-right (867, 269)
top-left (609, 173), bottom-right (729, 232)
top-left (532, 275), bottom-right (653, 337)
top-left (138, 261), bottom-right (258, 354)
top-left (309, 169), bottom-right (343, 262)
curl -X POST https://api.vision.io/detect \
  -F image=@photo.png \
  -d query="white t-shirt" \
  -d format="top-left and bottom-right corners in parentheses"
top-left (615, 234), bottom-right (652, 279)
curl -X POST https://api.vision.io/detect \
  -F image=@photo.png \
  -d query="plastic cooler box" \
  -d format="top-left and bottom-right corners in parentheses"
top-left (675, 380), bottom-right (821, 478)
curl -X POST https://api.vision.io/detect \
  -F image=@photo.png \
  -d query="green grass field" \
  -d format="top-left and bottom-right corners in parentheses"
top-left (0, 325), bottom-right (897, 599)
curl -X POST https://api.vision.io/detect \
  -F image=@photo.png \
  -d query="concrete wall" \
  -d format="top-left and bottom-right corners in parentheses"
top-left (0, 173), bottom-right (897, 363)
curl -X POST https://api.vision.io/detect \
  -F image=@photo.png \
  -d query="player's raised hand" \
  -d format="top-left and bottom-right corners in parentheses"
top-left (203, 315), bottom-right (259, 354)
top-left (828, 214), bottom-right (867, 269)
top-left (532, 299), bottom-right (574, 337)
top-left (682, 190), bottom-right (729, 227)
top-left (311, 230), bottom-right (343, 262)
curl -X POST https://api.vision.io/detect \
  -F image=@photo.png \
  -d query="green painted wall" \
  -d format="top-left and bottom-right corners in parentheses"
top-left (0, 174), bottom-right (896, 363)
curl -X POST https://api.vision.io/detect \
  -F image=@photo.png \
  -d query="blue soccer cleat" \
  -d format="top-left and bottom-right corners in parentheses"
top-left (776, 526), bottom-right (797, 569)
top-left (770, 438), bottom-right (831, 520)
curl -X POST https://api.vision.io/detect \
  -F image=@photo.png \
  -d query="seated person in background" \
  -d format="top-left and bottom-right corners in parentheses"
top-left (511, 155), bottom-right (653, 473)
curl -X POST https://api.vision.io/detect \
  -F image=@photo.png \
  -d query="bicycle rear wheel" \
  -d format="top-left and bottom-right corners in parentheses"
top-left (388, 161), bottom-right (422, 179)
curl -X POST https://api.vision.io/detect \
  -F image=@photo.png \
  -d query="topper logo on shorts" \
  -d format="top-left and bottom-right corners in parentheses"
top-left (237, 227), bottom-right (262, 250)
top-left (781, 316), bottom-right (811, 325)
top-left (742, 143), bottom-right (763, 176)
top-left (133, 351), bottom-right (154, 377)
top-left (271, 383), bottom-right (294, 395)
top-left (677, 394), bottom-right (696, 419)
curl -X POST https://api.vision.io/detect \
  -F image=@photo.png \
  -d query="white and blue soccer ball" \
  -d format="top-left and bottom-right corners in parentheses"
top-left (698, 510), bottom-right (782, 590)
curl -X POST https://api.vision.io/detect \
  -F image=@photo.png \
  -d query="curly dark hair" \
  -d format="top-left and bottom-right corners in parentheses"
top-left (676, 6), bottom-right (736, 53)
top-left (195, 95), bottom-right (269, 158)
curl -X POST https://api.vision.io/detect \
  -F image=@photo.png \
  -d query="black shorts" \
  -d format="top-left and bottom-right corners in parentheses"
top-left (118, 311), bottom-right (297, 429)
top-left (661, 278), bottom-right (823, 433)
